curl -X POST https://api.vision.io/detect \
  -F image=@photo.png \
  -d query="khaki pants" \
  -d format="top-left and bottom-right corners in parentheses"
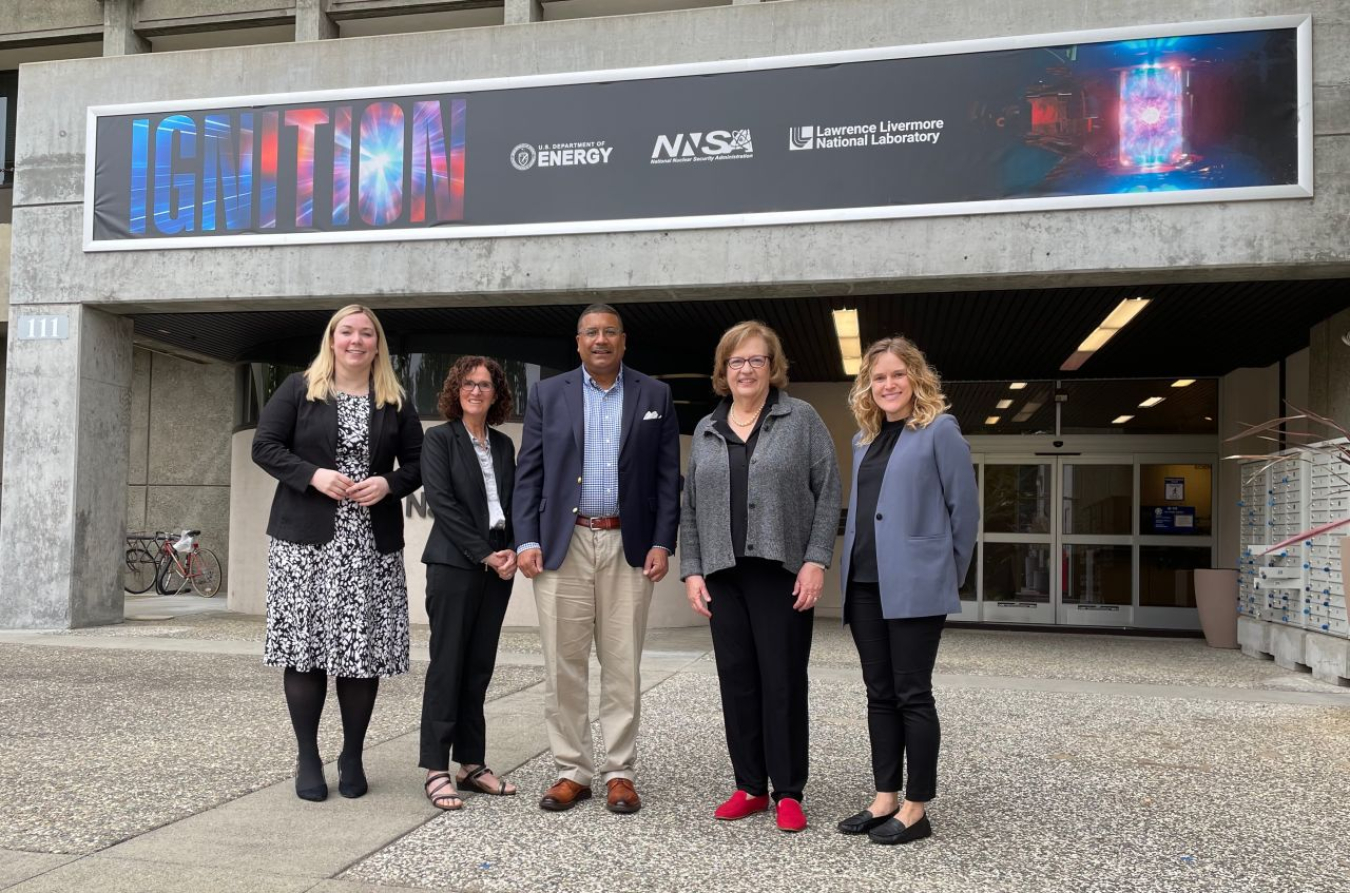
top-left (533, 527), bottom-right (653, 784)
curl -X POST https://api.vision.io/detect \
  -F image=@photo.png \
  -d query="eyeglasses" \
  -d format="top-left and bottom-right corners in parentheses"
top-left (727, 355), bottom-right (770, 370)
top-left (578, 327), bottom-right (622, 339)
top-left (461, 381), bottom-right (494, 393)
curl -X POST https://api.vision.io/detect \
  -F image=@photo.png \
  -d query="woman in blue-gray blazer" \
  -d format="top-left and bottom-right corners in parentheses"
top-left (835, 336), bottom-right (978, 846)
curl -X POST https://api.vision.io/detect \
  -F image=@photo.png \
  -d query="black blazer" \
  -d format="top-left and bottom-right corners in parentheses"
top-left (251, 372), bottom-right (423, 553)
top-left (420, 419), bottom-right (516, 569)
top-left (513, 365), bottom-right (681, 570)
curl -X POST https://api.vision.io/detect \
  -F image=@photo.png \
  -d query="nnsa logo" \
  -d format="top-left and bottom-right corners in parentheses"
top-left (650, 129), bottom-right (754, 163)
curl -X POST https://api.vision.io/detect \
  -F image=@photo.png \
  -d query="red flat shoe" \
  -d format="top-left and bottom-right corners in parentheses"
top-left (776, 797), bottom-right (807, 833)
top-left (714, 790), bottom-right (769, 821)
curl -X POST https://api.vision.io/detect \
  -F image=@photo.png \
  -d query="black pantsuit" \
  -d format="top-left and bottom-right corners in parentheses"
top-left (845, 582), bottom-right (944, 800)
top-left (708, 557), bottom-right (814, 802)
top-left (420, 559), bottom-right (512, 769)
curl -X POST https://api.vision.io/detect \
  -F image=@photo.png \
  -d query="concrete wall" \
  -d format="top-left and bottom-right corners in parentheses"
top-left (0, 1), bottom-right (102, 42)
top-left (1216, 363), bottom-right (1281, 570)
top-left (126, 348), bottom-right (235, 574)
top-left (1309, 307), bottom-right (1350, 424)
top-left (10, 0), bottom-right (1350, 315)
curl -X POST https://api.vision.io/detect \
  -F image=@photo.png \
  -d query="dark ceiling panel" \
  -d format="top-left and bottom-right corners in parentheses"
top-left (133, 278), bottom-right (1349, 384)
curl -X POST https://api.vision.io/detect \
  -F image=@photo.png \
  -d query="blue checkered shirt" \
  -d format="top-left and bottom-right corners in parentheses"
top-left (579, 367), bottom-right (623, 518)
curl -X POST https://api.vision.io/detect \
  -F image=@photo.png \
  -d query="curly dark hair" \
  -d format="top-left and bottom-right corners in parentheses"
top-left (437, 356), bottom-right (513, 425)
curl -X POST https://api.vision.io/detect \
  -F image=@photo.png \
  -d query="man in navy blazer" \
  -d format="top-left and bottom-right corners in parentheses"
top-left (514, 303), bottom-right (680, 815)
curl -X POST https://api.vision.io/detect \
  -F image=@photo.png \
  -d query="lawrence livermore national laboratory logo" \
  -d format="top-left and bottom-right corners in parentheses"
top-left (650, 129), bottom-right (754, 164)
top-left (510, 140), bottom-right (613, 171)
top-left (788, 119), bottom-right (945, 150)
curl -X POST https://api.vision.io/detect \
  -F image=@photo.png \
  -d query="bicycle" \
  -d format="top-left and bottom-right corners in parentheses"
top-left (124, 529), bottom-right (224, 597)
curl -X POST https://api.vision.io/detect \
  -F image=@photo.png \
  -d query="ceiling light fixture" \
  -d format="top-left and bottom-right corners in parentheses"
top-left (832, 309), bottom-right (862, 377)
top-left (1060, 297), bottom-right (1151, 371)
top-left (996, 399), bottom-right (1013, 410)
top-left (1009, 381), bottom-right (1028, 390)
top-left (1111, 414), bottom-right (1134, 425)
top-left (985, 416), bottom-right (1001, 425)
top-left (1139, 396), bottom-right (1165, 408)
top-left (1171, 379), bottom-right (1196, 388)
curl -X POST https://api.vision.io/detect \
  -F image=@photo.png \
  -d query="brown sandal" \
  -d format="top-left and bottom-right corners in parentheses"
top-left (458, 765), bottom-right (517, 796)
top-left (424, 772), bottom-right (464, 810)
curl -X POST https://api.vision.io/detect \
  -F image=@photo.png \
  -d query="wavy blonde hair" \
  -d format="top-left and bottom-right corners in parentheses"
top-left (304, 304), bottom-right (404, 409)
top-left (848, 336), bottom-right (948, 444)
top-left (711, 320), bottom-right (790, 396)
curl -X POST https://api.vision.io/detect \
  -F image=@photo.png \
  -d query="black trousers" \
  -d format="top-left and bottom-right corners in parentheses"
top-left (707, 558), bottom-right (813, 802)
top-left (845, 582), bottom-right (945, 801)
top-left (419, 557), bottom-right (513, 770)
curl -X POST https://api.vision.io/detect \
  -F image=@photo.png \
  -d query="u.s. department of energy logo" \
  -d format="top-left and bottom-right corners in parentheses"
top-left (510, 143), bottom-right (538, 171)
top-left (789, 126), bottom-right (815, 150)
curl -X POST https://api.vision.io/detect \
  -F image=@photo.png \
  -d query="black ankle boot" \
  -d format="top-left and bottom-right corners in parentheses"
top-left (338, 751), bottom-right (368, 798)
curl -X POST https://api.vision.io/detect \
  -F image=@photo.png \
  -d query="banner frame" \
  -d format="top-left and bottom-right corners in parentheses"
top-left (81, 14), bottom-right (1314, 252)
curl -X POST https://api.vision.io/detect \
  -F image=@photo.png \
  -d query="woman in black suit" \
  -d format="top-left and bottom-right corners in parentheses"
top-left (252, 304), bottom-right (423, 802)
top-left (419, 356), bottom-right (519, 810)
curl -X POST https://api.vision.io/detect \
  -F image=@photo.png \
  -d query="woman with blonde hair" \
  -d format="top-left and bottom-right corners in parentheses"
top-left (835, 336), bottom-right (977, 845)
top-left (253, 304), bottom-right (423, 802)
top-left (681, 321), bottom-right (840, 832)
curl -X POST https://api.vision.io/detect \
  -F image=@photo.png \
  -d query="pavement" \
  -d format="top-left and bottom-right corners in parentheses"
top-left (1, 597), bottom-right (1348, 893)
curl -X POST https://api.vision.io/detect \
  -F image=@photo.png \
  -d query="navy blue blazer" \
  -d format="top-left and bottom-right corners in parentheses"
top-left (512, 366), bottom-right (681, 570)
top-left (840, 413), bottom-right (979, 620)
top-left (420, 419), bottom-right (515, 570)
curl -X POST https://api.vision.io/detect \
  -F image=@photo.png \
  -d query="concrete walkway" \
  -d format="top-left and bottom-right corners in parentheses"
top-left (1, 604), bottom-right (1347, 893)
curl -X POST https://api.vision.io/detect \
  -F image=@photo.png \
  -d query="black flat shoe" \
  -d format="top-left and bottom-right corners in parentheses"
top-left (868, 813), bottom-right (932, 845)
top-left (837, 807), bottom-right (899, 835)
top-left (337, 752), bottom-right (368, 799)
top-left (295, 758), bottom-right (328, 802)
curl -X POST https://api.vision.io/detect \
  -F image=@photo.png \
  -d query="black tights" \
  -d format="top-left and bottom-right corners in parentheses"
top-left (284, 668), bottom-right (380, 788)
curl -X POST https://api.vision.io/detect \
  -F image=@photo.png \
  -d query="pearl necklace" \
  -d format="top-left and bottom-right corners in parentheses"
top-left (729, 400), bottom-right (766, 428)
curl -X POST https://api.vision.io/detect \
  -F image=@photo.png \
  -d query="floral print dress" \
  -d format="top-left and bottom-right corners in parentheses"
top-left (263, 392), bottom-right (410, 678)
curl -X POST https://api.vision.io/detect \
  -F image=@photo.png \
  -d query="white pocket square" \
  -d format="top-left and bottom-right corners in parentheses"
top-left (643, 410), bottom-right (661, 420)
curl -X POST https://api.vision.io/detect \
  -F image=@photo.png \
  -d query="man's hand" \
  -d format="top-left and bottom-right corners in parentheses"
top-left (643, 548), bottom-right (669, 583)
top-left (517, 548), bottom-right (544, 579)
top-left (792, 562), bottom-right (825, 611)
top-left (346, 475), bottom-right (391, 507)
top-left (310, 468), bottom-right (354, 501)
top-left (685, 575), bottom-right (711, 618)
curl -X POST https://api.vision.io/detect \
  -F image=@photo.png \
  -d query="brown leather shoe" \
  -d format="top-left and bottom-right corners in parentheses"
top-left (539, 778), bottom-right (592, 812)
top-left (606, 778), bottom-right (641, 814)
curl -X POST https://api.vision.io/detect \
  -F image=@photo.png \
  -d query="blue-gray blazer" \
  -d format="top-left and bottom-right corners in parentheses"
top-left (839, 413), bottom-right (979, 620)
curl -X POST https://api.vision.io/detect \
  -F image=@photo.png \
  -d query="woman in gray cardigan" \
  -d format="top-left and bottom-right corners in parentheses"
top-left (681, 321), bottom-right (841, 833)
top-left (835, 336), bottom-right (978, 846)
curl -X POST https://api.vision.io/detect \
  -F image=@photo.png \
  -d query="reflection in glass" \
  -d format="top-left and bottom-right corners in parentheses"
top-left (983, 543), bottom-right (1051, 603)
top-left (1063, 544), bottom-right (1132, 605)
top-left (960, 543), bottom-right (979, 601)
top-left (1063, 465), bottom-right (1132, 535)
top-left (1139, 463), bottom-right (1212, 535)
top-left (984, 464), bottom-right (1051, 534)
top-left (1139, 547), bottom-right (1213, 607)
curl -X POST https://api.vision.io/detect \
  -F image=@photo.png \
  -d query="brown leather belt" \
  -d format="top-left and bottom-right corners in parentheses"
top-left (576, 515), bottom-right (621, 530)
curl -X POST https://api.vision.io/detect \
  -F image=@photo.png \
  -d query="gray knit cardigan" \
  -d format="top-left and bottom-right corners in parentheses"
top-left (680, 393), bottom-right (842, 580)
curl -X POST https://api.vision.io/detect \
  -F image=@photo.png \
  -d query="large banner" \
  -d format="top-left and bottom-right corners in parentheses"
top-left (84, 16), bottom-right (1310, 251)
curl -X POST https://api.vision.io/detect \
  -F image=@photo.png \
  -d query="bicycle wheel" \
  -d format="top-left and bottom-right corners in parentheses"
top-left (158, 555), bottom-right (189, 595)
top-left (123, 547), bottom-right (159, 594)
top-left (188, 548), bottom-right (224, 598)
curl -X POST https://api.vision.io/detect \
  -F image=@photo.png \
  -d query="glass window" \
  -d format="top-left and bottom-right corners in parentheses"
top-left (983, 543), bottom-right (1051, 603)
top-left (960, 543), bottom-right (979, 602)
top-left (1062, 464), bottom-right (1132, 536)
top-left (1139, 547), bottom-right (1213, 607)
top-left (1063, 544), bottom-right (1132, 605)
top-left (984, 464), bottom-right (1051, 534)
top-left (1140, 463), bottom-right (1212, 536)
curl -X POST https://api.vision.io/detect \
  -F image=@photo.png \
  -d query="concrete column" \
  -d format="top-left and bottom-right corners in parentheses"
top-left (0, 306), bottom-right (134, 629)
top-left (102, 0), bottom-right (148, 57)
top-left (504, 0), bottom-right (543, 26)
top-left (295, 0), bottom-right (338, 42)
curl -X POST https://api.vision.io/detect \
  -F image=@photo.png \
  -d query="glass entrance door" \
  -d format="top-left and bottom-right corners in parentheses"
top-left (969, 453), bottom-right (1213, 628)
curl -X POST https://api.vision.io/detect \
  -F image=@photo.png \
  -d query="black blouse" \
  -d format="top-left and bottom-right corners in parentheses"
top-left (712, 388), bottom-right (779, 560)
top-left (849, 417), bottom-right (906, 583)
